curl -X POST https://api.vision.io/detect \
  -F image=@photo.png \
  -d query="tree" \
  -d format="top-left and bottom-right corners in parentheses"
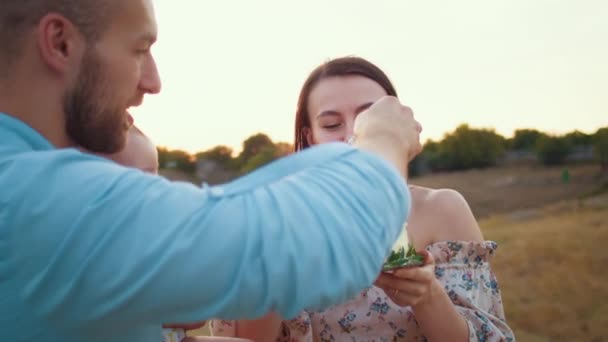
top-left (157, 147), bottom-right (196, 173)
top-left (593, 127), bottom-right (608, 172)
top-left (535, 135), bottom-right (571, 166)
top-left (510, 129), bottom-right (546, 150)
top-left (157, 147), bottom-right (170, 169)
top-left (238, 133), bottom-right (274, 163)
top-left (274, 142), bottom-right (294, 158)
top-left (437, 124), bottom-right (506, 170)
top-left (195, 145), bottom-right (237, 171)
top-left (411, 139), bottom-right (441, 174)
top-left (239, 145), bottom-right (279, 174)
top-left (564, 130), bottom-right (592, 146)
top-left (234, 133), bottom-right (294, 174)
top-left (239, 142), bottom-right (294, 174)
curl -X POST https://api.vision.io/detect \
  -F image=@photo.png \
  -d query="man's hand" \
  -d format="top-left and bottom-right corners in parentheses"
top-left (352, 96), bottom-right (422, 178)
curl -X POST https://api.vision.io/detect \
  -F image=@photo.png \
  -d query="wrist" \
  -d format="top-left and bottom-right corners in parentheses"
top-left (353, 134), bottom-right (410, 179)
top-left (412, 277), bottom-right (443, 312)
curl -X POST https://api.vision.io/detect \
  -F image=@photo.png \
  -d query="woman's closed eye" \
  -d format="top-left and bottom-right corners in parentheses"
top-left (321, 122), bottom-right (343, 130)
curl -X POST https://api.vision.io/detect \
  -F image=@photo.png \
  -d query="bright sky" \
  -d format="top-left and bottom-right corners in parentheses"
top-left (131, 0), bottom-right (608, 154)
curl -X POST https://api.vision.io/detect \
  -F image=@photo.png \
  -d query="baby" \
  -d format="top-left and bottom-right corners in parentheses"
top-left (102, 124), bottom-right (251, 342)
top-left (103, 125), bottom-right (159, 175)
top-left (100, 125), bottom-right (189, 342)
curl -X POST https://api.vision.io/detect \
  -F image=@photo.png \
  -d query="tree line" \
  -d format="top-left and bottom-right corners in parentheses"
top-left (158, 133), bottom-right (293, 181)
top-left (158, 125), bottom-right (608, 180)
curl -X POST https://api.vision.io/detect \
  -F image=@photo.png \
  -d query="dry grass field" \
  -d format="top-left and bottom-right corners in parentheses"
top-left (411, 164), bottom-right (603, 219)
top-left (413, 164), bottom-right (608, 340)
top-left (482, 193), bottom-right (607, 341)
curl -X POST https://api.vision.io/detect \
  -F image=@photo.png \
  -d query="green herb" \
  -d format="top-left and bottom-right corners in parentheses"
top-left (382, 243), bottom-right (424, 271)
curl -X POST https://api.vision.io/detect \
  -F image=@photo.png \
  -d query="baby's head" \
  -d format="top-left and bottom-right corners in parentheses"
top-left (103, 125), bottom-right (159, 174)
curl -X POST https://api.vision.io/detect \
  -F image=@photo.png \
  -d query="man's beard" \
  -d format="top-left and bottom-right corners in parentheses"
top-left (64, 51), bottom-right (130, 154)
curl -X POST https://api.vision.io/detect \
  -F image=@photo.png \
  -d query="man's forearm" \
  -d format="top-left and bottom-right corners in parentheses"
top-left (16, 144), bottom-right (410, 329)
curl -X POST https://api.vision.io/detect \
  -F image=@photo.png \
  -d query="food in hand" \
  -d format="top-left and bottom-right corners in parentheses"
top-left (382, 224), bottom-right (424, 271)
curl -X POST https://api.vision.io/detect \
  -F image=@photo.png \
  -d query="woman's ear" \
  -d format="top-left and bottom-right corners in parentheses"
top-left (303, 126), bottom-right (314, 146)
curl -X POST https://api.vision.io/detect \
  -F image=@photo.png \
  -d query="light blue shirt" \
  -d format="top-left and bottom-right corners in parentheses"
top-left (0, 113), bottom-right (410, 341)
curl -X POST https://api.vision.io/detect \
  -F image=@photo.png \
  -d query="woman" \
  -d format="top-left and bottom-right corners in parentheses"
top-left (210, 57), bottom-right (514, 341)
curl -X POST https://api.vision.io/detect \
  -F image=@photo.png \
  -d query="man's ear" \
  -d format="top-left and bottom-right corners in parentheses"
top-left (36, 13), bottom-right (85, 74)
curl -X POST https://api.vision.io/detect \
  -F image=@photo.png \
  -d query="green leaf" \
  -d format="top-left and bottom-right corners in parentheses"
top-left (382, 243), bottom-right (424, 271)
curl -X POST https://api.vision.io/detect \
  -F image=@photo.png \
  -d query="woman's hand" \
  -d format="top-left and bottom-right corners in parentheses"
top-left (374, 250), bottom-right (438, 308)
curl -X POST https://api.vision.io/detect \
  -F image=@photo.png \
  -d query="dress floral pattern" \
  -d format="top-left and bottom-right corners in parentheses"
top-left (162, 328), bottom-right (186, 342)
top-left (210, 241), bottom-right (515, 341)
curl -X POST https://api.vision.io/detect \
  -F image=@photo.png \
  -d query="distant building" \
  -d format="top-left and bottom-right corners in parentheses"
top-left (195, 159), bottom-right (237, 185)
top-left (500, 145), bottom-right (595, 165)
top-left (566, 145), bottom-right (594, 162)
top-left (500, 150), bottom-right (538, 165)
top-left (164, 160), bottom-right (178, 169)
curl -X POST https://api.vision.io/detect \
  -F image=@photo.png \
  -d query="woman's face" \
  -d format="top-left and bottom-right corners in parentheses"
top-left (305, 75), bottom-right (390, 146)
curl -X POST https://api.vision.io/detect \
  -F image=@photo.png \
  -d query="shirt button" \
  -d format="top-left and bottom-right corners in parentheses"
top-left (210, 187), bottom-right (225, 196)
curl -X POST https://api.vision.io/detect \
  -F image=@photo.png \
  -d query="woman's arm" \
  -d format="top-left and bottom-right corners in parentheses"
top-left (233, 313), bottom-right (283, 342)
top-left (376, 189), bottom-right (512, 342)
top-left (411, 277), bottom-right (470, 341)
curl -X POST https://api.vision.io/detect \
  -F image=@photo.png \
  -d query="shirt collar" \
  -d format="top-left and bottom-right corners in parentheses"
top-left (0, 112), bottom-right (55, 152)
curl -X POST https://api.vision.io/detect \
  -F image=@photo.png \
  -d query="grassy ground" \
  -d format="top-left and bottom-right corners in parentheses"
top-left (482, 193), bottom-right (608, 341)
top-left (411, 163), bottom-right (602, 219)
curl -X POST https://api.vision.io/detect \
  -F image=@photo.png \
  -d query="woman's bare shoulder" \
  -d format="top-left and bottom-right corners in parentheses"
top-left (409, 185), bottom-right (484, 243)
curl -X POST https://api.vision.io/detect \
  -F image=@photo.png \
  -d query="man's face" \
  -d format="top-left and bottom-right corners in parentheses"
top-left (64, 0), bottom-right (161, 153)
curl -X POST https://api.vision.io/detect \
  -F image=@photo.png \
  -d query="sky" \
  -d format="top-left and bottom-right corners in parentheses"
top-left (130, 0), bottom-right (608, 154)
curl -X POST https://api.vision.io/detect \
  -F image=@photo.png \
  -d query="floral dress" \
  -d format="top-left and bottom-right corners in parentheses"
top-left (162, 328), bottom-right (186, 342)
top-left (210, 241), bottom-right (515, 341)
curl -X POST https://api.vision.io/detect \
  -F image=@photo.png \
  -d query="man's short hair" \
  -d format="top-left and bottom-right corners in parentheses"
top-left (0, 0), bottom-right (115, 75)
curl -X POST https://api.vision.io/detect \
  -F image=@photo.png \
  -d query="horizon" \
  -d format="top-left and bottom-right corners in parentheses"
top-left (154, 123), bottom-right (605, 154)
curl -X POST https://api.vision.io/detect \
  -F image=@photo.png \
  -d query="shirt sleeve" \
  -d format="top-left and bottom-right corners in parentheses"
top-left (6, 142), bottom-right (410, 335)
top-left (429, 241), bottom-right (515, 342)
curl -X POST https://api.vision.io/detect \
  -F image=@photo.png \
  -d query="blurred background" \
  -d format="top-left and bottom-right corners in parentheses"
top-left (137, 1), bottom-right (607, 340)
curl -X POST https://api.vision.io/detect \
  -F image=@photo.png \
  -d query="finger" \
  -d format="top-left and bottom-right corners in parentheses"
top-left (375, 275), bottom-right (428, 298)
top-left (375, 276), bottom-right (404, 293)
top-left (393, 265), bottom-right (434, 282)
top-left (415, 119), bottom-right (423, 134)
top-left (392, 291), bottom-right (426, 307)
top-left (390, 251), bottom-right (434, 279)
top-left (381, 279), bottom-right (427, 298)
top-left (374, 273), bottom-right (404, 288)
top-left (383, 285), bottom-right (420, 306)
top-left (400, 105), bottom-right (413, 116)
top-left (378, 270), bottom-right (416, 285)
top-left (398, 282), bottom-right (427, 297)
top-left (419, 249), bottom-right (435, 266)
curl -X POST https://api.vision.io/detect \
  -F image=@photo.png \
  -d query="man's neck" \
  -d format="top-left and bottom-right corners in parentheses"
top-left (0, 81), bottom-right (73, 149)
